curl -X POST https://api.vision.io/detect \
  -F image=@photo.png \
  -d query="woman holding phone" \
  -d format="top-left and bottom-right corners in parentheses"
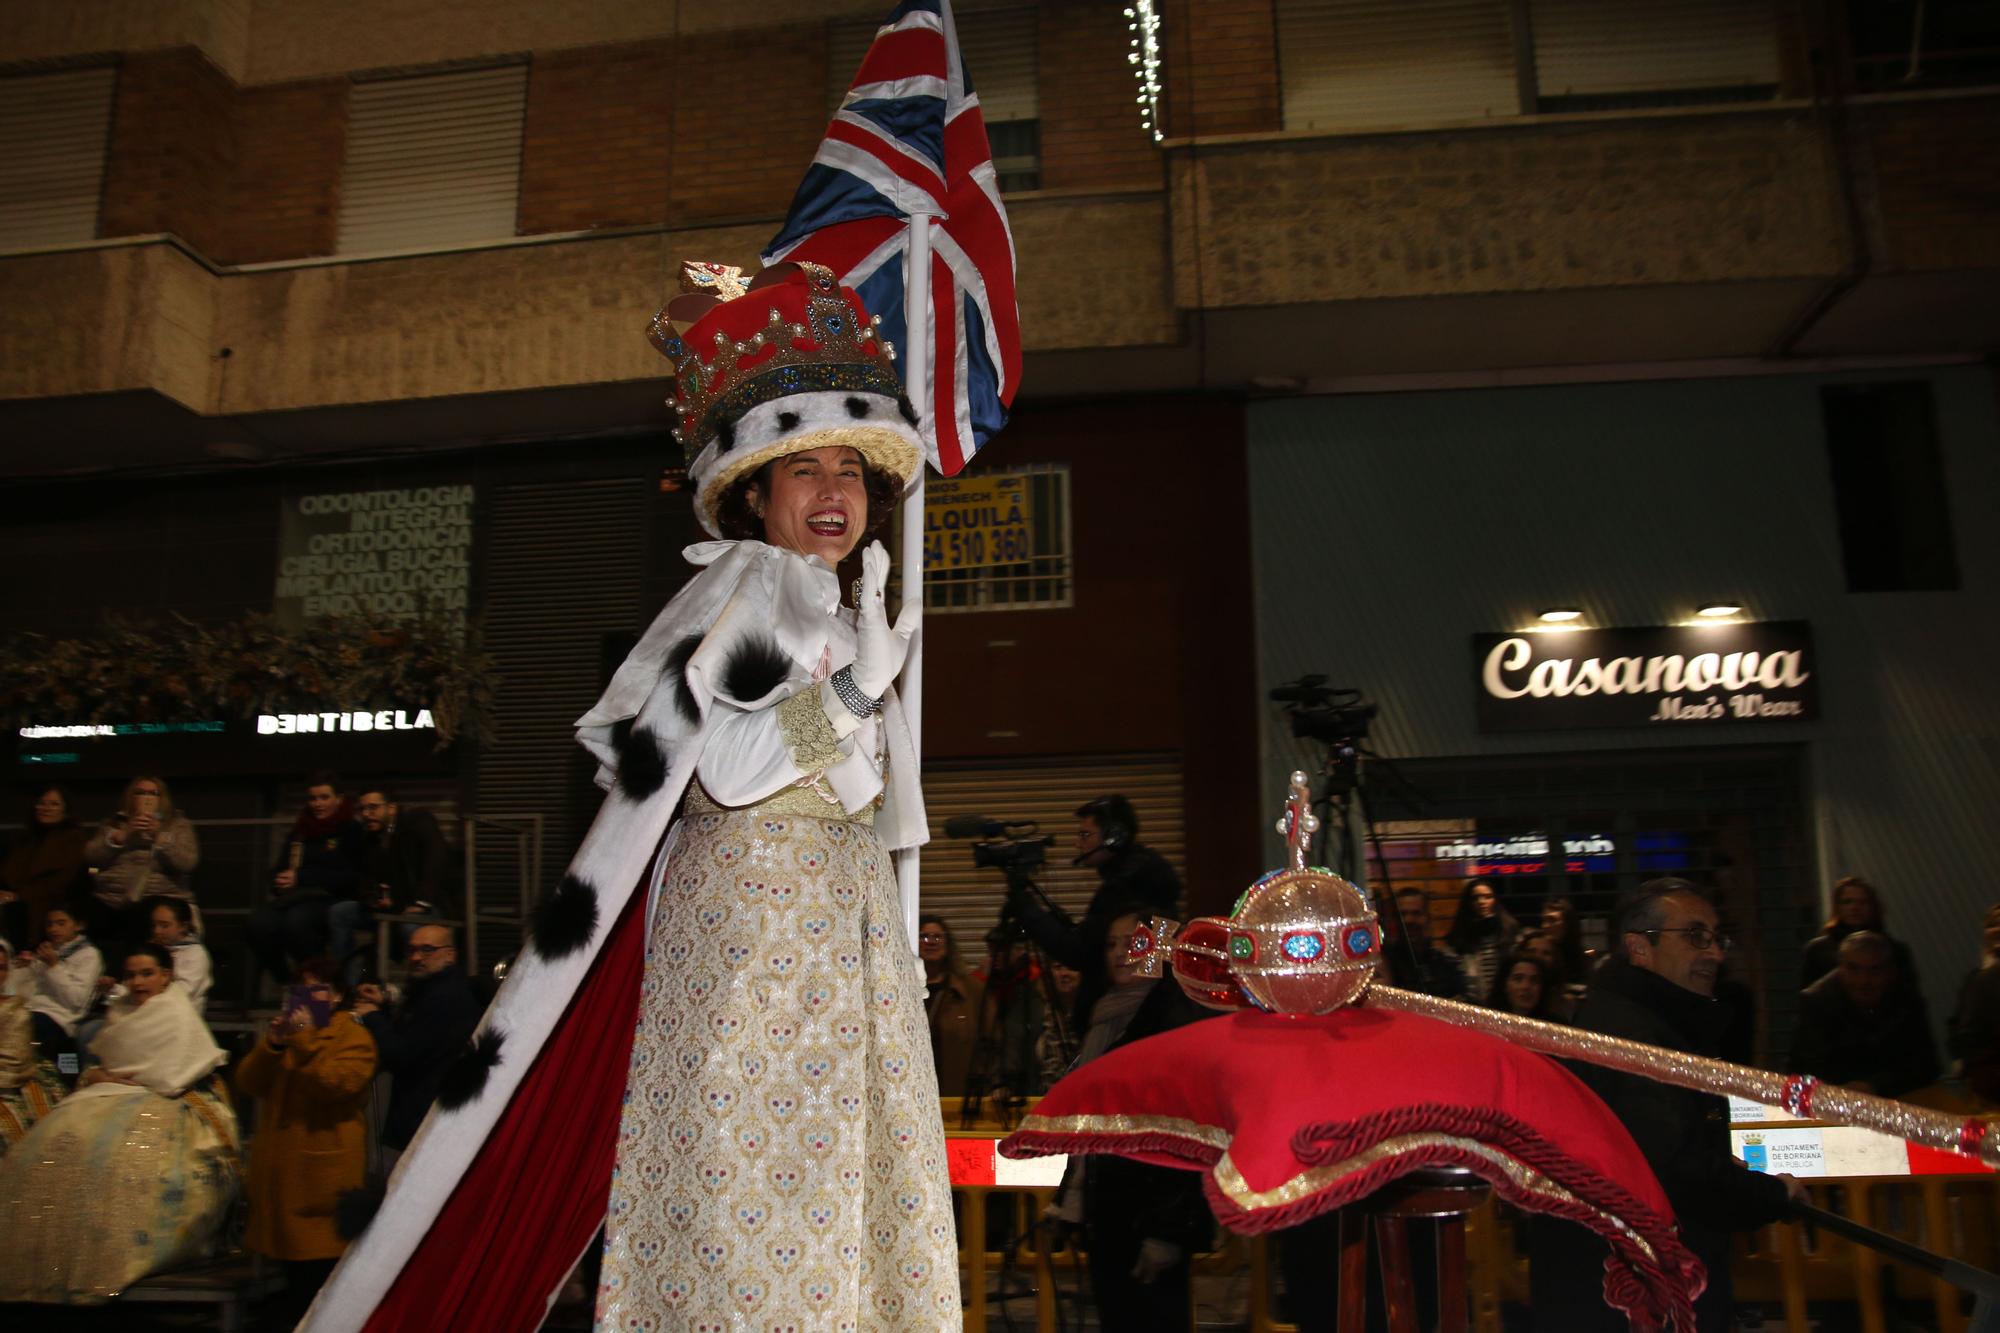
top-left (237, 958), bottom-right (377, 1325)
top-left (84, 775), bottom-right (200, 946)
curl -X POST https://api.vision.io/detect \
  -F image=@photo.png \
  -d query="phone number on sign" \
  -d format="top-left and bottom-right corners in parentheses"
top-left (925, 526), bottom-right (1033, 570)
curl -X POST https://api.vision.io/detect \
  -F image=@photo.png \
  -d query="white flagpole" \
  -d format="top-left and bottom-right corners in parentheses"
top-left (896, 213), bottom-right (933, 953)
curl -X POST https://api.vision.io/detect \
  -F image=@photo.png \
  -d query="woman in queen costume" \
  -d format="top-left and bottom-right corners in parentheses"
top-left (304, 260), bottom-right (959, 1332)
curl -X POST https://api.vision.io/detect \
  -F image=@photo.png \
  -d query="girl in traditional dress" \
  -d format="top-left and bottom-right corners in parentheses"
top-left (306, 261), bottom-right (958, 1332)
top-left (0, 942), bottom-right (237, 1303)
top-left (0, 946), bottom-right (68, 1153)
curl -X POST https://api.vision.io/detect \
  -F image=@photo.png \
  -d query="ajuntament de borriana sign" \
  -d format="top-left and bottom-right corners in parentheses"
top-left (1473, 621), bottom-right (1818, 733)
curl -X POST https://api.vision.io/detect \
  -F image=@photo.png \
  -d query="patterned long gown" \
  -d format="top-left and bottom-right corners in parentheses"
top-left (595, 783), bottom-right (961, 1331)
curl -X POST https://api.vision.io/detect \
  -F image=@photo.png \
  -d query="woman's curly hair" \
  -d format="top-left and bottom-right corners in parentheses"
top-left (714, 451), bottom-right (903, 543)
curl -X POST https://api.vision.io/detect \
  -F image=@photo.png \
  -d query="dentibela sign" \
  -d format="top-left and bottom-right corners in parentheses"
top-left (1473, 622), bottom-right (1818, 733)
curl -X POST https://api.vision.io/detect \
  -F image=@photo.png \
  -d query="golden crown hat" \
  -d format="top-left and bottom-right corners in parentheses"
top-left (649, 260), bottom-right (923, 538)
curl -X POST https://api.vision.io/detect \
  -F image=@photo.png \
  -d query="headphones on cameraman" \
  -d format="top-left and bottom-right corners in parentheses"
top-left (1077, 796), bottom-right (1135, 854)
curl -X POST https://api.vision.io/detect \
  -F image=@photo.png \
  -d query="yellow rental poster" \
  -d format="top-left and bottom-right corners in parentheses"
top-left (923, 475), bottom-right (1032, 570)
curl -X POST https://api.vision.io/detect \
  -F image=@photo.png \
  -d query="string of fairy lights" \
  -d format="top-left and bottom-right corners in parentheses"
top-left (1125, 3), bottom-right (1163, 143)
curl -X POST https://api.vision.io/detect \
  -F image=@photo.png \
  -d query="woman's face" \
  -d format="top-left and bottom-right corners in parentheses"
top-left (1472, 883), bottom-right (1497, 917)
top-left (1835, 886), bottom-right (1874, 927)
top-left (124, 954), bottom-right (171, 1002)
top-left (44, 911), bottom-right (79, 946)
top-left (128, 779), bottom-right (161, 816)
top-left (750, 447), bottom-right (869, 566)
top-left (1105, 914), bottom-right (1148, 988)
top-left (1542, 903), bottom-right (1567, 936)
top-left (1518, 933), bottom-right (1556, 970)
top-left (32, 789), bottom-right (64, 825)
top-left (918, 922), bottom-right (948, 965)
top-left (151, 905), bottom-right (188, 946)
top-left (1050, 964), bottom-right (1080, 997)
top-left (1504, 962), bottom-right (1543, 1014)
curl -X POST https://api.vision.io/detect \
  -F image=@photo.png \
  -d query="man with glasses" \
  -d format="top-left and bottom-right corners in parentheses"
top-left (1530, 878), bottom-right (1803, 1332)
top-left (352, 924), bottom-right (479, 1169)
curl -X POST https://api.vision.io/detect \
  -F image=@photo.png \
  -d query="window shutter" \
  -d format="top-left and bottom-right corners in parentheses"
top-left (917, 754), bottom-right (1186, 965)
top-left (827, 19), bottom-right (878, 114)
top-left (959, 7), bottom-right (1038, 124)
top-left (1278, 0), bottom-right (1519, 131)
top-left (0, 66), bottom-right (115, 250)
top-left (336, 64), bottom-right (527, 256)
top-left (1532, 0), bottom-right (1779, 100)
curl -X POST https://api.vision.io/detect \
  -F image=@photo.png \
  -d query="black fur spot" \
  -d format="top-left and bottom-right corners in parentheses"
top-left (721, 634), bottom-right (790, 703)
top-left (777, 410), bottom-right (801, 433)
top-left (845, 396), bottom-right (871, 419)
top-left (716, 418), bottom-right (736, 453)
top-left (437, 1028), bottom-right (505, 1112)
top-left (336, 1185), bottom-right (384, 1241)
top-left (666, 632), bottom-right (703, 726)
top-left (531, 874), bottom-right (601, 961)
top-left (896, 394), bottom-right (918, 426)
top-left (618, 723), bottom-right (669, 800)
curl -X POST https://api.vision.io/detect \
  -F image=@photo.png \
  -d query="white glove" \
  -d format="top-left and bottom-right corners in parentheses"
top-left (1130, 1238), bottom-right (1182, 1284)
top-left (849, 540), bottom-right (920, 698)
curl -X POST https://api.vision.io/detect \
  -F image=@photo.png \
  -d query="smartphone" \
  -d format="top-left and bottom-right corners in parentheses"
top-left (282, 984), bottom-right (334, 1029)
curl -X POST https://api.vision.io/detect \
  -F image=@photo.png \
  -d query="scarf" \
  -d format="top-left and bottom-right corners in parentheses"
top-left (86, 987), bottom-right (224, 1098)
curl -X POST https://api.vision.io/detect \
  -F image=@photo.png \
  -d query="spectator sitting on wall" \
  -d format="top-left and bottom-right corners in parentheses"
top-left (917, 915), bottom-right (980, 1101)
top-left (1383, 887), bottom-right (1467, 999)
top-left (1949, 902), bottom-right (2000, 1106)
top-left (1791, 930), bottom-right (1940, 1099)
top-left (1485, 951), bottom-right (1559, 1021)
top-left (247, 771), bottom-right (370, 988)
top-left (351, 923), bottom-right (480, 1169)
top-left (25, 906), bottom-right (101, 1071)
top-left (83, 775), bottom-right (200, 947)
top-left (0, 785), bottom-right (88, 953)
top-left (237, 957), bottom-right (378, 1326)
top-left (355, 787), bottom-right (454, 920)
top-left (1445, 879), bottom-right (1522, 1004)
top-left (1801, 875), bottom-right (1917, 991)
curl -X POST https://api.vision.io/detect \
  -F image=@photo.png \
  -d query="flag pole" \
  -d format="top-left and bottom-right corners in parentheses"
top-left (896, 212), bottom-right (933, 952)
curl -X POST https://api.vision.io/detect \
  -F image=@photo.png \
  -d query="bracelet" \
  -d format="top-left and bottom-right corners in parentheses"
top-left (829, 665), bottom-right (882, 719)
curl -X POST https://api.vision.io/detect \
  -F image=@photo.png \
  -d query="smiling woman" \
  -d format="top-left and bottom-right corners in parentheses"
top-left (307, 260), bottom-right (959, 1333)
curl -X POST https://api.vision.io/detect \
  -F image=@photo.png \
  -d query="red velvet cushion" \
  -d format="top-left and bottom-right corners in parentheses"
top-left (1001, 1006), bottom-right (1701, 1328)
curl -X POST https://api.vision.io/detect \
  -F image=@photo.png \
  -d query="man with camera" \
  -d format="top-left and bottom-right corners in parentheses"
top-left (1010, 795), bottom-right (1181, 1035)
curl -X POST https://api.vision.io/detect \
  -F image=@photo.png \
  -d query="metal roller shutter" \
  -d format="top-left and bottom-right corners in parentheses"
top-left (1277, 0), bottom-right (1519, 131)
top-left (336, 63), bottom-right (526, 256)
top-left (916, 753), bottom-right (1184, 966)
top-left (1531, 0), bottom-right (1779, 101)
top-left (0, 66), bottom-right (114, 250)
top-left (473, 477), bottom-right (650, 925)
top-left (826, 7), bottom-right (1037, 122)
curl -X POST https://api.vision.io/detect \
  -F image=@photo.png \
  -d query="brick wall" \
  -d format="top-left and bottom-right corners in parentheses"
top-left (1862, 97), bottom-right (2000, 272)
top-left (226, 80), bottom-right (346, 263)
top-left (519, 42), bottom-right (674, 235)
top-left (1037, 0), bottom-right (1163, 190)
top-left (100, 49), bottom-right (237, 258)
top-left (1159, 0), bottom-right (1280, 138)
top-left (667, 25), bottom-right (827, 224)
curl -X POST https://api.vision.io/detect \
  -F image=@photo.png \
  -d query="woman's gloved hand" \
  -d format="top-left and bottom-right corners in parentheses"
top-left (849, 540), bottom-right (920, 699)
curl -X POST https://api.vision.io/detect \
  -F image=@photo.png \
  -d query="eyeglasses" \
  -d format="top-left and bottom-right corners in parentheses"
top-left (132, 788), bottom-right (160, 796)
top-left (407, 944), bottom-right (451, 957)
top-left (1642, 926), bottom-right (1733, 952)
top-left (918, 934), bottom-right (947, 944)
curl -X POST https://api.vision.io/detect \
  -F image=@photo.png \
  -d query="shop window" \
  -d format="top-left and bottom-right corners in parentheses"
top-left (901, 462), bottom-right (1071, 614)
top-left (0, 65), bottom-right (115, 250)
top-left (826, 7), bottom-right (1039, 191)
top-left (1821, 382), bottom-right (1960, 593)
top-left (336, 63), bottom-right (527, 256)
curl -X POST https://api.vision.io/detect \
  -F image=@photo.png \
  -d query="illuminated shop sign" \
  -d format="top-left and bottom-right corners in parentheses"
top-left (19, 722), bottom-right (228, 739)
top-left (1473, 621), bottom-right (1818, 733)
top-left (1428, 831), bottom-right (1690, 876)
top-left (257, 709), bottom-right (435, 735)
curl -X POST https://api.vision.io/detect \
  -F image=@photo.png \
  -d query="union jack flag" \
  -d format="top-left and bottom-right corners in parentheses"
top-left (763, 0), bottom-right (1021, 477)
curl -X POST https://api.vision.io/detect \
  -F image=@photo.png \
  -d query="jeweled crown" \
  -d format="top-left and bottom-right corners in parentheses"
top-left (649, 260), bottom-right (901, 466)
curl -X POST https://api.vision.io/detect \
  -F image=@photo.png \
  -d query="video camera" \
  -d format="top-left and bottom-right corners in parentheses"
top-left (1269, 674), bottom-right (1378, 746)
top-left (943, 814), bottom-right (1056, 877)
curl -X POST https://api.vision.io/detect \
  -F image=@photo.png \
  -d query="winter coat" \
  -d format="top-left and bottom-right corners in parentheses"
top-left (271, 804), bottom-right (369, 900)
top-left (237, 1013), bottom-right (378, 1261)
top-left (924, 967), bottom-right (982, 1099)
top-left (84, 814), bottom-right (199, 905)
top-left (1016, 841), bottom-right (1182, 1032)
top-left (1800, 924), bottom-right (1918, 992)
top-left (1529, 958), bottom-right (1792, 1332)
top-left (1791, 970), bottom-right (1940, 1098)
top-left (0, 822), bottom-right (87, 943)
top-left (360, 963), bottom-right (481, 1150)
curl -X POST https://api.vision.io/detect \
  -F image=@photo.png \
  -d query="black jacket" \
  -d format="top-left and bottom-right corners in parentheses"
top-left (1530, 958), bottom-right (1792, 1333)
top-left (272, 810), bottom-right (370, 899)
top-left (362, 809), bottom-right (457, 916)
top-left (1014, 841), bottom-right (1181, 1032)
top-left (1382, 936), bottom-right (1467, 1000)
top-left (361, 962), bottom-right (482, 1149)
top-left (1790, 970), bottom-right (1939, 1099)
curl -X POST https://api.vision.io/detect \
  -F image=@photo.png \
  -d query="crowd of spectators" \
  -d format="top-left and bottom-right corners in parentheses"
top-left (0, 773), bottom-right (480, 1316)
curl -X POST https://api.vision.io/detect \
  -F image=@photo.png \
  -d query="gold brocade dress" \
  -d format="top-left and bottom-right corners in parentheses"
top-left (595, 782), bottom-right (961, 1330)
